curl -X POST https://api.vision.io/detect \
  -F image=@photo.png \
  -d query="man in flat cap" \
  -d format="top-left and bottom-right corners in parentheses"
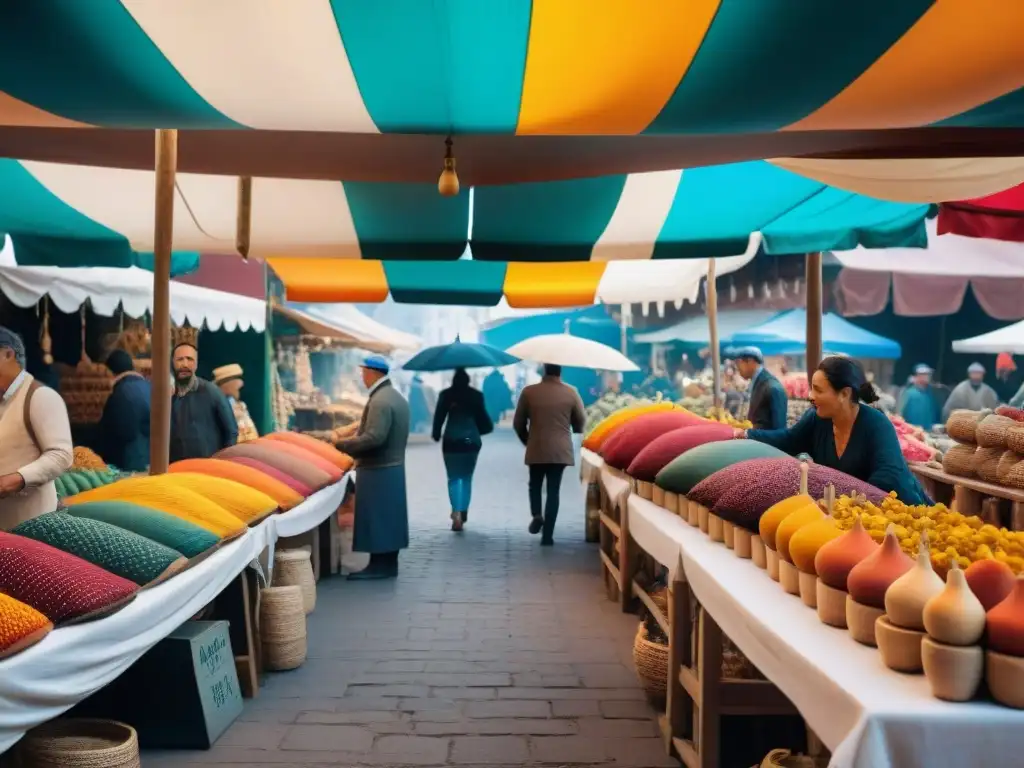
top-left (943, 362), bottom-right (1000, 420)
top-left (734, 347), bottom-right (787, 431)
top-left (900, 364), bottom-right (940, 429)
top-left (334, 356), bottom-right (410, 580)
top-left (214, 363), bottom-right (258, 443)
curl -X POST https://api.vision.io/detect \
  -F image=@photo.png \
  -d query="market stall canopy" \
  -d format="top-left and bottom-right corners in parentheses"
top-left (481, 306), bottom-right (622, 354)
top-left (726, 308), bottom-right (901, 359)
top-left (0, 241), bottom-right (264, 332)
top-left (938, 182), bottom-right (1024, 243)
top-left (273, 302), bottom-right (420, 353)
top-left (952, 320), bottom-right (1024, 355)
top-left (506, 334), bottom-right (639, 373)
top-left (832, 218), bottom-right (1024, 320)
top-left (635, 310), bottom-right (777, 346)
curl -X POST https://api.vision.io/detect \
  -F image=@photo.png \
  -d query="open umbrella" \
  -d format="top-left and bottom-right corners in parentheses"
top-left (401, 336), bottom-right (519, 372)
top-left (505, 334), bottom-right (639, 372)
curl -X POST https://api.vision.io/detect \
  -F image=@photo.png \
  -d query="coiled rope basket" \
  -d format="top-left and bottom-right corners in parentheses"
top-left (259, 585), bottom-right (307, 671)
top-left (19, 718), bottom-right (140, 768)
top-left (632, 624), bottom-right (668, 704)
top-left (273, 548), bottom-right (316, 614)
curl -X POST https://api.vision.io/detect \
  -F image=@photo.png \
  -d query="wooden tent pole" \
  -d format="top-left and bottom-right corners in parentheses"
top-left (236, 176), bottom-right (252, 260)
top-left (805, 252), bottom-right (823, 381)
top-left (149, 129), bottom-right (178, 474)
top-left (707, 259), bottom-right (721, 409)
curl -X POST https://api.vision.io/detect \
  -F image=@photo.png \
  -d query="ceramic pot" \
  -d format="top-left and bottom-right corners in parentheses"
top-left (708, 514), bottom-right (725, 542)
top-left (846, 596), bottom-right (884, 646)
top-left (921, 637), bottom-right (983, 702)
top-left (663, 491), bottom-right (680, 516)
top-left (816, 580), bottom-right (848, 628)
top-left (798, 571), bottom-right (818, 608)
top-left (652, 485), bottom-right (666, 507)
top-left (875, 616), bottom-right (924, 673)
top-left (751, 535), bottom-right (767, 569)
top-left (723, 521), bottom-right (735, 549)
top-left (986, 650), bottom-right (1024, 709)
top-left (776, 506), bottom-right (825, 567)
top-left (697, 504), bottom-right (710, 533)
top-left (985, 577), bottom-right (1024, 657)
top-left (779, 560), bottom-right (801, 596)
top-left (766, 547), bottom-right (780, 581)
top-left (637, 480), bottom-right (654, 500)
top-left (814, 514), bottom-right (878, 592)
top-left (964, 559), bottom-right (1015, 612)
top-left (734, 528), bottom-right (753, 559)
top-left (885, 537), bottom-right (943, 631)
top-left (847, 525), bottom-right (914, 611)
top-left (686, 499), bottom-right (699, 527)
top-left (923, 561), bottom-right (986, 647)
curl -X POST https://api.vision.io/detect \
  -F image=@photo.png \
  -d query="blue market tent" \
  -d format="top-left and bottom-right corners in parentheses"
top-left (725, 308), bottom-right (901, 359)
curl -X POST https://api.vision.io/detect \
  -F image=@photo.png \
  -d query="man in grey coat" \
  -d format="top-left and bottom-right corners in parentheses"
top-left (335, 356), bottom-right (411, 580)
top-left (513, 364), bottom-right (586, 545)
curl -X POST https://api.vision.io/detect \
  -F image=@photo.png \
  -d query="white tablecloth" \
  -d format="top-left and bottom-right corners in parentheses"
top-left (580, 448), bottom-right (604, 483)
top-left (599, 466), bottom-right (631, 513)
top-left (0, 478), bottom-right (348, 754)
top-left (627, 496), bottom-right (1024, 768)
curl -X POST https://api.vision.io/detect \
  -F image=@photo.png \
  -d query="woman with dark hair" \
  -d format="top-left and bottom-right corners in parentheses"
top-left (433, 368), bottom-right (493, 531)
top-left (736, 355), bottom-right (930, 504)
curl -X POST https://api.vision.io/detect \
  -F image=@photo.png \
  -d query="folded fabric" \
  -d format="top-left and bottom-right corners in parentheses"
top-left (263, 432), bottom-right (354, 472)
top-left (217, 442), bottom-right (333, 491)
top-left (161, 473), bottom-right (279, 525)
top-left (688, 458), bottom-right (796, 510)
top-left (13, 512), bottom-right (188, 586)
top-left (169, 458), bottom-right (305, 510)
top-left (600, 411), bottom-right (711, 470)
top-left (64, 477), bottom-right (247, 539)
top-left (64, 501), bottom-right (219, 558)
top-left (583, 402), bottom-right (680, 451)
top-left (0, 531), bottom-right (138, 625)
top-left (0, 592), bottom-right (52, 660)
top-left (253, 438), bottom-right (344, 482)
top-left (627, 423), bottom-right (736, 481)
top-left (656, 441), bottom-right (788, 495)
top-left (224, 457), bottom-right (314, 498)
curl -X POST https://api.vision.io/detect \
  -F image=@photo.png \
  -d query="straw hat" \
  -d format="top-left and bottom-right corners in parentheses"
top-left (213, 363), bottom-right (244, 385)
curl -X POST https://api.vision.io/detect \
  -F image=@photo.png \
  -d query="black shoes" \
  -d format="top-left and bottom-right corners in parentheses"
top-left (529, 515), bottom-right (544, 535)
top-left (540, 537), bottom-right (554, 547)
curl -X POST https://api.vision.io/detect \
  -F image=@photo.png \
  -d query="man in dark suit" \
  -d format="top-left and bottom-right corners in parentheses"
top-left (735, 347), bottom-right (788, 431)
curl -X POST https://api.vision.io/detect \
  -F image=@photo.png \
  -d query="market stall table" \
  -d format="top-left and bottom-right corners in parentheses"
top-left (909, 462), bottom-right (1024, 530)
top-left (627, 495), bottom-right (1024, 768)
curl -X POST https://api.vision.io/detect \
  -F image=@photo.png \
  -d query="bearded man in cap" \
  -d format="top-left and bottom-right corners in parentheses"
top-left (943, 362), bottom-right (1000, 420)
top-left (734, 347), bottom-right (787, 430)
top-left (334, 356), bottom-right (410, 580)
top-left (169, 342), bottom-right (238, 463)
top-left (214, 364), bottom-right (259, 443)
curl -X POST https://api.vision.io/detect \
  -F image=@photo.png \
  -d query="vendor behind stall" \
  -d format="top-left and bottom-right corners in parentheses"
top-left (214, 363), bottom-right (258, 443)
top-left (734, 346), bottom-right (787, 430)
top-left (0, 326), bottom-right (73, 530)
top-left (737, 355), bottom-right (929, 505)
top-left (98, 350), bottom-right (151, 471)
top-left (899, 364), bottom-right (940, 429)
top-left (169, 342), bottom-right (238, 463)
top-left (942, 362), bottom-right (1000, 420)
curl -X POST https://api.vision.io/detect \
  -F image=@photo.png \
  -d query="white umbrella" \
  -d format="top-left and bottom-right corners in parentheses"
top-left (506, 334), bottom-right (639, 372)
top-left (951, 319), bottom-right (1024, 355)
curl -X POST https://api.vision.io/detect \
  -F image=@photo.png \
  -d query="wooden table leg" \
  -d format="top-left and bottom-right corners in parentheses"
top-left (665, 566), bottom-right (693, 755)
top-left (695, 607), bottom-right (722, 768)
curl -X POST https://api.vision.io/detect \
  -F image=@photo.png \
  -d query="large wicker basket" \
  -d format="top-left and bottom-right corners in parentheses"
top-left (259, 585), bottom-right (307, 671)
top-left (273, 549), bottom-right (316, 614)
top-left (1008, 428), bottom-right (1024, 456)
top-left (633, 624), bottom-right (668, 703)
top-left (977, 414), bottom-right (1017, 450)
top-left (975, 447), bottom-right (1005, 484)
top-left (19, 719), bottom-right (140, 768)
top-left (942, 443), bottom-right (977, 478)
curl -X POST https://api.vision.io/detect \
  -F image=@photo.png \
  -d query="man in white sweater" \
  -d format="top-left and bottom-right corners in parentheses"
top-left (0, 327), bottom-right (73, 531)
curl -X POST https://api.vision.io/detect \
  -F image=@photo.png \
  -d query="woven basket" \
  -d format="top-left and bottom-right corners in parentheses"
top-left (1005, 461), bottom-right (1024, 491)
top-left (942, 443), bottom-right (978, 478)
top-left (632, 624), bottom-right (668, 703)
top-left (946, 410), bottom-right (986, 444)
top-left (998, 452), bottom-right (1023, 484)
top-left (722, 636), bottom-right (762, 680)
top-left (976, 414), bottom-right (1017, 450)
top-left (760, 749), bottom-right (828, 768)
top-left (975, 447), bottom-right (1005, 484)
top-left (1008, 428), bottom-right (1024, 456)
top-left (20, 719), bottom-right (140, 768)
top-left (259, 585), bottom-right (307, 671)
top-left (273, 549), bottom-right (316, 614)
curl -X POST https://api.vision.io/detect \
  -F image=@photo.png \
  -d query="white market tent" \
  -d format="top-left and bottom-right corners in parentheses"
top-left (952, 320), bottom-right (1024, 355)
top-left (275, 303), bottom-right (420, 353)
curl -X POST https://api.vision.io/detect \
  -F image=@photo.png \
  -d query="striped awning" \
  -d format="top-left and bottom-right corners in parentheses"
top-left (1, 2), bottom-right (1021, 134)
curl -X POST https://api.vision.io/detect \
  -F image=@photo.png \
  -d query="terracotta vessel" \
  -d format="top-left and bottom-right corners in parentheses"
top-left (846, 595), bottom-right (885, 645)
top-left (708, 513), bottom-right (725, 542)
top-left (697, 504), bottom-right (710, 533)
top-left (751, 535), bottom-right (767, 569)
top-left (921, 637), bottom-right (983, 702)
top-left (790, 512), bottom-right (842, 608)
top-left (776, 506), bottom-right (825, 564)
top-left (875, 616), bottom-right (925, 673)
top-left (779, 559), bottom-right (801, 596)
top-left (723, 521), bottom-right (735, 550)
top-left (923, 560), bottom-right (986, 647)
top-left (686, 498), bottom-right (699, 526)
top-left (885, 535), bottom-right (943, 631)
top-left (846, 526), bottom-right (913, 646)
top-left (986, 650), bottom-right (1024, 708)
top-left (965, 559), bottom-right (1016, 612)
top-left (985, 576), bottom-right (1024, 657)
top-left (766, 546), bottom-right (781, 581)
top-left (734, 528), bottom-right (753, 559)
top-left (758, 463), bottom-right (813, 546)
top-left (816, 580), bottom-right (849, 628)
top-left (636, 480), bottom-right (654, 500)
top-left (652, 484), bottom-right (666, 508)
top-left (814, 515), bottom-right (879, 591)
top-left (663, 491), bottom-right (680, 515)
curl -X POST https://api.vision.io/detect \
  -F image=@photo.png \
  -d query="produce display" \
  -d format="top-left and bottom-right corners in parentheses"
top-left (583, 398), bottom-right (672, 450)
top-left (627, 424), bottom-right (735, 482)
top-left (600, 411), bottom-right (709, 471)
top-left (217, 441), bottom-right (336, 490)
top-left (65, 501), bottom-right (220, 559)
top-left (656, 441), bottom-right (788, 496)
top-left (939, 409), bottom-right (1024, 491)
top-left (169, 459), bottom-right (305, 510)
top-left (0, 592), bottom-right (51, 661)
top-left (888, 415), bottom-right (942, 463)
top-left (55, 468), bottom-right (122, 501)
top-left (71, 446), bottom-right (108, 471)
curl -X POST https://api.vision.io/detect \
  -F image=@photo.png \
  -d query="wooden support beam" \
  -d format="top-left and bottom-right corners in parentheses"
top-left (236, 176), bottom-right (252, 260)
top-left (706, 260), bottom-right (721, 409)
top-left (805, 252), bottom-right (823, 379)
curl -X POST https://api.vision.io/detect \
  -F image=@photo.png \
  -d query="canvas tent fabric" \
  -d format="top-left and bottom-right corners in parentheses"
top-left (635, 310), bottom-right (777, 346)
top-left (952, 320), bottom-right (1024, 355)
top-left (726, 309), bottom-right (901, 359)
top-left (273, 303), bottom-right (419, 353)
top-left (939, 182), bottom-right (1024, 243)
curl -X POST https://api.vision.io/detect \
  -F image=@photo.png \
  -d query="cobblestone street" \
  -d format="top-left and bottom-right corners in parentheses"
top-left (148, 431), bottom-right (673, 767)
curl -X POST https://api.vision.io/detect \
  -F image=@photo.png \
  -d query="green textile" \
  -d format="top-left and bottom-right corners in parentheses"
top-left (64, 501), bottom-right (219, 559)
top-left (13, 512), bottom-right (187, 586)
top-left (655, 440), bottom-right (787, 494)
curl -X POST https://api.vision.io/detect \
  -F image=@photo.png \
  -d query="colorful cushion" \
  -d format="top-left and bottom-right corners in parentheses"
top-left (688, 458), bottom-right (796, 509)
top-left (64, 501), bottom-right (220, 559)
top-left (169, 458), bottom-right (305, 510)
top-left (583, 402), bottom-right (681, 451)
top-left (217, 442), bottom-right (333, 491)
top-left (225, 457), bottom-right (314, 498)
top-left (161, 473), bottom-right (279, 525)
top-left (13, 512), bottom-right (188, 586)
top-left (64, 477), bottom-right (247, 539)
top-left (600, 411), bottom-right (709, 469)
top-left (263, 432), bottom-right (354, 472)
top-left (0, 592), bottom-right (52, 660)
top-left (253, 438), bottom-right (344, 481)
top-left (627, 424), bottom-right (736, 481)
top-left (0, 531), bottom-right (138, 625)
top-left (655, 441), bottom-right (788, 495)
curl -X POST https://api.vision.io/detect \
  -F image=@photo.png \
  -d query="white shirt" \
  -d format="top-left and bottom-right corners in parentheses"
top-left (1, 369), bottom-right (28, 403)
top-left (368, 375), bottom-right (390, 397)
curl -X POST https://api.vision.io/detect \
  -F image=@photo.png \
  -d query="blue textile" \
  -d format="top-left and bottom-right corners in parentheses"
top-left (98, 373), bottom-right (151, 471)
top-left (443, 450), bottom-right (479, 515)
top-left (748, 405), bottom-right (930, 505)
top-left (900, 386), bottom-right (940, 430)
top-left (353, 464), bottom-right (410, 554)
top-left (726, 309), bottom-right (901, 359)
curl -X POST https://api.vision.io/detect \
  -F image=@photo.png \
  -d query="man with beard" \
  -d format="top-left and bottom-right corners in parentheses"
top-left (169, 342), bottom-right (238, 463)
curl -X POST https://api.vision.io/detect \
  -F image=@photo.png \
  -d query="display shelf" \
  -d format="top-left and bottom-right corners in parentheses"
top-left (911, 462), bottom-right (1024, 530)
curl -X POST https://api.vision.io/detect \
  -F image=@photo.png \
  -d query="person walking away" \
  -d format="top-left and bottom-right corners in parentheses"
top-left (900, 364), bottom-right (940, 429)
top-left (734, 347), bottom-right (787, 430)
top-left (0, 326), bottom-right (73, 530)
top-left (943, 362), bottom-right (1000, 420)
top-left (482, 368), bottom-right (513, 425)
top-left (214, 363), bottom-right (259, 443)
top-left (98, 350), bottom-right (151, 471)
top-left (169, 342), bottom-right (238, 463)
top-left (513, 364), bottom-right (586, 545)
top-left (433, 367), bottom-right (493, 532)
top-left (335, 356), bottom-right (410, 580)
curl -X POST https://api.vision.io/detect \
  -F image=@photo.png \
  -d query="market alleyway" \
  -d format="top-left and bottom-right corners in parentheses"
top-left (148, 430), bottom-right (675, 767)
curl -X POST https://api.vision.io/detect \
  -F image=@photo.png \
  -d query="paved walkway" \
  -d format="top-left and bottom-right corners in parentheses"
top-left (149, 431), bottom-right (674, 767)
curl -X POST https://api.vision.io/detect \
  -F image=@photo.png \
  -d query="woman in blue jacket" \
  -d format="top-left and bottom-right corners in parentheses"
top-left (99, 350), bottom-right (151, 471)
top-left (433, 368), bottom-right (493, 531)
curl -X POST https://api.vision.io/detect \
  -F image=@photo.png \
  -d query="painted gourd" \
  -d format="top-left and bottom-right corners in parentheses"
top-left (169, 458), bottom-right (305, 510)
top-left (964, 559), bottom-right (1016, 612)
top-left (847, 525), bottom-right (914, 609)
top-left (601, 411), bottom-right (711, 470)
top-left (217, 442), bottom-right (332, 490)
top-left (775, 506), bottom-right (826, 564)
top-left (814, 515), bottom-right (879, 591)
top-left (884, 536), bottom-right (944, 631)
top-left (583, 402), bottom-right (681, 451)
top-left (225, 457), bottom-right (314, 497)
top-left (627, 424), bottom-right (735, 482)
top-left (656, 441), bottom-right (787, 495)
top-left (253, 438), bottom-right (344, 481)
top-left (685, 458), bottom-right (791, 510)
top-left (161, 473), bottom-right (279, 524)
top-left (789, 516), bottom-right (842, 574)
top-left (0, 592), bottom-right (52, 660)
top-left (263, 432), bottom-right (355, 472)
top-left (923, 561), bottom-right (986, 646)
top-left (64, 501), bottom-right (219, 559)
top-left (984, 578), bottom-right (1024, 657)
top-left (759, 497), bottom-right (816, 552)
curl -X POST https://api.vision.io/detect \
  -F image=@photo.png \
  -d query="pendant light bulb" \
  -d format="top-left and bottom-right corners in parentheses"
top-left (438, 136), bottom-right (460, 197)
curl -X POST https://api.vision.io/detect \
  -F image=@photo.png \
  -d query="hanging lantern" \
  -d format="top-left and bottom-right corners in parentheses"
top-left (437, 136), bottom-right (460, 197)
top-left (39, 297), bottom-right (53, 365)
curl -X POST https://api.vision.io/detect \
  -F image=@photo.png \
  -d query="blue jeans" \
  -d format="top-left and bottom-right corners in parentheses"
top-left (443, 449), bottom-right (480, 516)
